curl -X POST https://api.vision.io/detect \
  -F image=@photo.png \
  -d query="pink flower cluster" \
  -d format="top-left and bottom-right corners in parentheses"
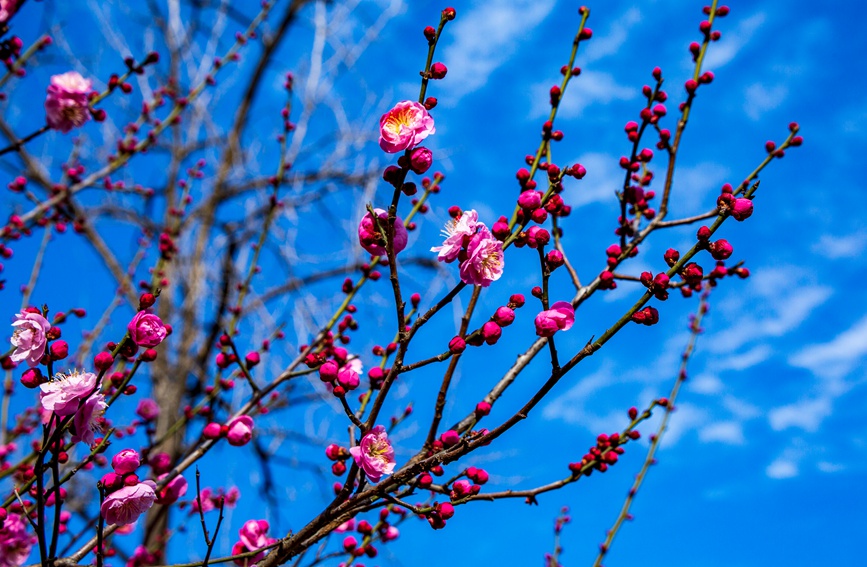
top-left (232, 519), bottom-right (277, 566)
top-left (44, 71), bottom-right (92, 133)
top-left (378, 100), bottom-right (435, 153)
top-left (10, 310), bottom-right (50, 367)
top-left (350, 425), bottom-right (396, 483)
top-left (534, 301), bottom-right (575, 337)
top-left (0, 513), bottom-right (35, 567)
top-left (99, 449), bottom-right (166, 526)
top-left (431, 209), bottom-right (504, 287)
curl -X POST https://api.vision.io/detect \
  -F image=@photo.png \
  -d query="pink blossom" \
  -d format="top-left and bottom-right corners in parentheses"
top-left (337, 365), bottom-right (360, 390)
top-left (731, 197), bottom-right (753, 221)
top-left (0, 513), bottom-right (35, 567)
top-left (358, 208), bottom-right (408, 257)
top-left (10, 311), bottom-right (50, 367)
top-left (233, 520), bottom-right (277, 566)
top-left (409, 146), bottom-right (433, 174)
top-left (458, 227), bottom-right (504, 287)
top-left (71, 393), bottom-right (107, 446)
top-left (0, 1), bottom-right (19, 23)
top-left (226, 415), bottom-right (254, 446)
top-left (534, 301), bottom-right (575, 337)
top-left (39, 370), bottom-right (98, 416)
top-left (45, 71), bottom-right (92, 133)
top-left (349, 425), bottom-right (396, 483)
top-left (156, 473), bottom-right (188, 505)
top-left (127, 311), bottom-right (167, 348)
top-left (431, 209), bottom-right (479, 263)
top-left (135, 398), bottom-right (160, 421)
top-left (101, 481), bottom-right (157, 526)
top-left (379, 100), bottom-right (435, 153)
top-left (112, 449), bottom-right (142, 475)
top-left (335, 519), bottom-right (355, 533)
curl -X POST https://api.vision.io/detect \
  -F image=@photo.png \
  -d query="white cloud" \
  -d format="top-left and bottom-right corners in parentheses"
top-left (582, 8), bottom-right (642, 64)
top-left (689, 373), bottom-right (724, 395)
top-left (441, 0), bottom-right (556, 101)
top-left (743, 83), bottom-right (788, 121)
top-left (703, 12), bottom-right (767, 69)
top-left (817, 461), bottom-right (845, 473)
top-left (812, 232), bottom-right (867, 259)
top-left (657, 403), bottom-right (707, 447)
top-left (789, 314), bottom-right (867, 383)
top-left (699, 421), bottom-right (744, 445)
top-left (712, 344), bottom-right (772, 372)
top-left (722, 395), bottom-right (762, 420)
top-left (529, 71), bottom-right (636, 119)
top-left (766, 458), bottom-right (798, 479)
top-left (567, 152), bottom-right (622, 207)
top-left (671, 161), bottom-right (729, 213)
top-left (768, 397), bottom-right (832, 433)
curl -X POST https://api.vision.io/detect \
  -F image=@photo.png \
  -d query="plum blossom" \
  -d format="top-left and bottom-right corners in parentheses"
top-left (379, 100), bottom-right (435, 153)
top-left (39, 370), bottom-right (98, 416)
top-left (100, 481), bottom-right (157, 526)
top-left (349, 425), bottom-right (396, 483)
top-left (232, 520), bottom-right (277, 566)
top-left (458, 227), bottom-right (504, 287)
top-left (71, 393), bottom-right (107, 446)
top-left (135, 398), bottom-right (160, 421)
top-left (431, 209), bottom-right (479, 263)
top-left (0, 512), bottom-right (35, 567)
top-left (112, 449), bottom-right (141, 475)
top-left (127, 311), bottom-right (167, 348)
top-left (226, 415), bottom-right (254, 447)
top-left (534, 301), bottom-right (575, 337)
top-left (45, 71), bottom-right (92, 133)
top-left (156, 474), bottom-right (188, 505)
top-left (10, 311), bottom-right (50, 367)
top-left (0, 1), bottom-right (20, 23)
top-left (358, 208), bottom-right (408, 257)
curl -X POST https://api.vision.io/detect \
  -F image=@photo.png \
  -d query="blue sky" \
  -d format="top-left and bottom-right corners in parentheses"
top-left (2, 0), bottom-right (865, 566)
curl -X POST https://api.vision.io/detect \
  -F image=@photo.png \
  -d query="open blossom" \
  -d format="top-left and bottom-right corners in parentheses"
top-left (10, 311), bottom-right (50, 367)
top-left (226, 415), bottom-right (254, 446)
top-left (71, 393), bottom-right (107, 446)
top-left (156, 473), bottom-right (188, 505)
top-left (0, 1), bottom-right (20, 23)
top-left (100, 481), bottom-right (157, 526)
top-left (39, 370), bottom-right (98, 416)
top-left (0, 513), bottom-right (35, 567)
top-left (127, 311), bottom-right (167, 348)
top-left (232, 519), bottom-right (277, 566)
top-left (349, 425), bottom-right (396, 483)
top-left (358, 208), bottom-right (408, 256)
top-left (45, 71), bottom-right (92, 133)
top-left (431, 209), bottom-right (479, 263)
top-left (458, 227), bottom-right (505, 287)
top-left (379, 100), bottom-right (435, 153)
top-left (534, 301), bottom-right (575, 337)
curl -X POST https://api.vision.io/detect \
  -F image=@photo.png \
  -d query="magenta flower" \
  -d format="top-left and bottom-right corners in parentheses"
top-left (431, 209), bottom-right (479, 263)
top-left (409, 146), bottom-right (433, 174)
top-left (226, 415), bottom-right (254, 447)
top-left (337, 365), bottom-right (360, 390)
top-left (135, 398), bottom-right (160, 421)
top-left (232, 519), bottom-right (277, 566)
top-left (156, 473), bottom-right (188, 505)
top-left (349, 425), bottom-right (396, 483)
top-left (10, 311), bottom-right (50, 367)
top-left (39, 370), bottom-right (98, 417)
top-left (731, 197), bottom-right (754, 221)
top-left (0, 512), bottom-right (35, 567)
top-left (71, 393), bottom-right (107, 446)
top-left (358, 208), bottom-right (408, 257)
top-left (127, 311), bottom-right (167, 348)
top-left (100, 481), bottom-right (157, 526)
top-left (458, 227), bottom-right (505, 287)
top-left (0, 1), bottom-right (19, 23)
top-left (111, 448), bottom-right (141, 475)
top-left (45, 71), bottom-right (92, 133)
top-left (534, 301), bottom-right (575, 337)
top-left (379, 100), bottom-right (435, 153)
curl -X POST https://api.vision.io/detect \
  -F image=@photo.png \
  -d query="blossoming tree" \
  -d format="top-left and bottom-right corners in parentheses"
top-left (0, 1), bottom-right (802, 566)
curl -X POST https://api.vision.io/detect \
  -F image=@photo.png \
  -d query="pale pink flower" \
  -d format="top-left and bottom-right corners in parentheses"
top-left (358, 208), bottom-right (408, 257)
top-left (335, 519), bottom-right (355, 533)
top-left (135, 398), bottom-right (160, 421)
top-left (10, 311), bottom-right (50, 367)
top-left (349, 425), bottom-right (395, 483)
top-left (127, 311), bottom-right (167, 348)
top-left (100, 481), bottom-right (157, 526)
top-left (0, 0), bottom-right (19, 23)
top-left (458, 227), bottom-right (504, 287)
top-left (0, 513), bottom-right (35, 567)
top-left (71, 393), bottom-right (107, 446)
top-left (45, 71), bottom-right (92, 133)
top-left (39, 370), bottom-right (98, 416)
top-left (431, 209), bottom-right (479, 263)
top-left (534, 301), bottom-right (575, 337)
top-left (379, 100), bottom-right (435, 153)
top-left (226, 415), bottom-right (254, 447)
top-left (233, 520), bottom-right (277, 566)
